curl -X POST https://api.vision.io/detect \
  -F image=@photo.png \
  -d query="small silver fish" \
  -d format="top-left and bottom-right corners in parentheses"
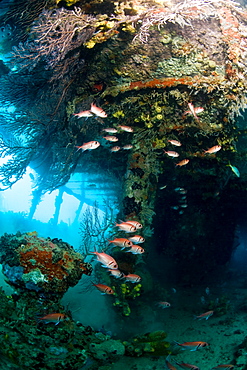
top-left (160, 185), bottom-right (167, 190)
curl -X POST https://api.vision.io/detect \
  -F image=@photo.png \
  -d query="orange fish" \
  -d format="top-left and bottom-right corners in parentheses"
top-left (103, 136), bottom-right (119, 142)
top-left (73, 110), bottom-right (93, 118)
top-left (90, 251), bottom-right (118, 269)
top-left (110, 146), bottom-right (121, 152)
top-left (194, 310), bottom-right (214, 320)
top-left (102, 127), bottom-right (118, 133)
top-left (90, 103), bottom-right (107, 118)
top-left (128, 235), bottom-right (145, 244)
top-left (116, 222), bottom-right (137, 233)
top-left (92, 282), bottom-right (114, 295)
top-left (176, 159), bottom-right (189, 167)
top-left (37, 313), bottom-right (67, 325)
top-left (124, 245), bottom-right (145, 254)
top-left (125, 220), bottom-right (143, 229)
top-left (157, 301), bottom-right (171, 308)
top-left (75, 141), bottom-right (100, 151)
top-left (124, 273), bottom-right (141, 283)
top-left (164, 150), bottom-right (179, 158)
top-left (173, 341), bottom-right (209, 351)
top-left (108, 269), bottom-right (124, 278)
top-left (166, 355), bottom-right (178, 370)
top-left (204, 145), bottom-right (221, 154)
top-left (108, 238), bottom-right (133, 248)
top-left (118, 125), bottom-right (134, 132)
top-left (186, 103), bottom-right (204, 121)
top-left (176, 362), bottom-right (200, 370)
top-left (168, 139), bottom-right (182, 147)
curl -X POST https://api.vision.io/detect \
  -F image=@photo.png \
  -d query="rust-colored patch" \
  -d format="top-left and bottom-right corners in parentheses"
top-left (19, 246), bottom-right (69, 281)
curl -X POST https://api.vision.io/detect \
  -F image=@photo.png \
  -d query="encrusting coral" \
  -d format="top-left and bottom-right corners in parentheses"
top-left (0, 232), bottom-right (92, 295)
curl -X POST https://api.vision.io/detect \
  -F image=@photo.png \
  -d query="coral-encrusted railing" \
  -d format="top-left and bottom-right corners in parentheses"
top-left (103, 75), bottom-right (226, 97)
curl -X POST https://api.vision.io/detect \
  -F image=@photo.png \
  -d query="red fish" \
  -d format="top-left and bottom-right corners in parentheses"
top-left (75, 141), bottom-right (100, 151)
top-left (176, 159), bottom-right (189, 167)
top-left (173, 341), bottom-right (209, 351)
top-left (116, 222), bottom-right (137, 233)
top-left (118, 125), bottom-right (134, 132)
top-left (164, 150), bottom-right (179, 158)
top-left (102, 127), bottom-right (118, 133)
top-left (103, 135), bottom-right (119, 142)
top-left (157, 301), bottom-right (171, 308)
top-left (73, 110), bottom-right (93, 118)
top-left (194, 310), bottom-right (214, 320)
top-left (108, 238), bottom-right (133, 248)
top-left (124, 245), bottom-right (145, 254)
top-left (128, 235), bottom-right (145, 244)
top-left (124, 273), bottom-right (141, 283)
top-left (204, 145), bottom-right (221, 154)
top-left (186, 103), bottom-right (204, 121)
top-left (168, 139), bottom-right (182, 147)
top-left (125, 220), bottom-right (142, 229)
top-left (90, 103), bottom-right (107, 118)
top-left (37, 313), bottom-right (67, 325)
top-left (110, 146), bottom-right (121, 152)
top-left (92, 282), bottom-right (114, 295)
top-left (90, 251), bottom-right (118, 269)
top-left (108, 269), bottom-right (124, 278)
top-left (166, 355), bottom-right (178, 370)
top-left (176, 362), bottom-right (200, 370)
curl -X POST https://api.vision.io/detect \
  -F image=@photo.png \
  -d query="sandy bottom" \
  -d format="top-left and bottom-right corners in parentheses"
top-left (86, 278), bottom-right (247, 370)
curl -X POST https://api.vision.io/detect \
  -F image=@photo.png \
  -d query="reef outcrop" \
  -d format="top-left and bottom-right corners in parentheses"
top-left (0, 231), bottom-right (92, 296)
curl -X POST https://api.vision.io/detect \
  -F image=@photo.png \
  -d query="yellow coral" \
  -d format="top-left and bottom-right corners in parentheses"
top-left (145, 122), bottom-right (153, 128)
top-left (155, 106), bottom-right (162, 113)
top-left (122, 24), bottom-right (136, 33)
top-left (156, 114), bottom-right (163, 120)
top-left (112, 110), bottom-right (125, 118)
top-left (153, 138), bottom-right (166, 149)
top-left (84, 40), bottom-right (96, 49)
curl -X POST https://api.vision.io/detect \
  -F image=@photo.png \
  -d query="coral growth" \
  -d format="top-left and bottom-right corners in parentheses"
top-left (0, 287), bottom-right (126, 369)
top-left (124, 330), bottom-right (170, 357)
top-left (0, 232), bottom-right (92, 295)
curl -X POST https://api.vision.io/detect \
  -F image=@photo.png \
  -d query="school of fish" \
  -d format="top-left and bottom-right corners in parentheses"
top-left (37, 100), bottom-right (236, 370)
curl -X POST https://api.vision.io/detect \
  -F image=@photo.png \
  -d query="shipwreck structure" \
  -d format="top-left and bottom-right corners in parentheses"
top-left (0, 0), bottom-right (247, 279)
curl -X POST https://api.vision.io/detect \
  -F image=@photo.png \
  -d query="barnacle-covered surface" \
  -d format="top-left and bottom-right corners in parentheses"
top-left (0, 287), bottom-right (128, 369)
top-left (0, 232), bottom-right (92, 295)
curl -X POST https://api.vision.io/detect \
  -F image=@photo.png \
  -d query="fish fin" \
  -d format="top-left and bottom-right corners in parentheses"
top-left (165, 354), bottom-right (172, 362)
top-left (191, 344), bottom-right (200, 351)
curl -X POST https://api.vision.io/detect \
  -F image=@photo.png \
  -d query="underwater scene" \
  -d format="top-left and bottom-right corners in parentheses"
top-left (2, 0), bottom-right (247, 369)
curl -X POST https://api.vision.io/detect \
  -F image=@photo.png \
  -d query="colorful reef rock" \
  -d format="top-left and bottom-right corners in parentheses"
top-left (0, 232), bottom-right (92, 295)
